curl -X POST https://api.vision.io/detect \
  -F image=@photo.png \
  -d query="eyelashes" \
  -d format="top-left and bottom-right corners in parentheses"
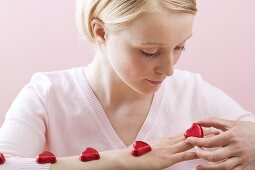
top-left (141, 46), bottom-right (186, 58)
top-left (174, 46), bottom-right (186, 51)
top-left (141, 50), bottom-right (161, 58)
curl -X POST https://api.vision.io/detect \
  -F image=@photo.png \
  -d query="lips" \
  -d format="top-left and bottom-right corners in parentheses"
top-left (146, 79), bottom-right (163, 85)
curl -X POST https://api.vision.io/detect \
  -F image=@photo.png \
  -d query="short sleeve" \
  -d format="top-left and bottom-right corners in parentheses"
top-left (0, 73), bottom-right (50, 169)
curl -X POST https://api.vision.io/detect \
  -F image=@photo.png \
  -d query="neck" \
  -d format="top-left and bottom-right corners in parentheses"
top-left (84, 51), bottom-right (153, 110)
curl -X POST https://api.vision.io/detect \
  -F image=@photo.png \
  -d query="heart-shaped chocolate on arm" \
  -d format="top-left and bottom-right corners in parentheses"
top-left (80, 147), bottom-right (100, 162)
top-left (0, 153), bottom-right (5, 164)
top-left (132, 141), bottom-right (152, 156)
top-left (36, 151), bottom-right (57, 164)
top-left (184, 123), bottom-right (204, 138)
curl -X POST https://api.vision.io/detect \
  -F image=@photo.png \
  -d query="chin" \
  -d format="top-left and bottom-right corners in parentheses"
top-left (134, 85), bottom-right (161, 95)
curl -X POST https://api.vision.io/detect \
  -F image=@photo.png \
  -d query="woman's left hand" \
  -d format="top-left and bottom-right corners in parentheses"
top-left (186, 117), bottom-right (255, 170)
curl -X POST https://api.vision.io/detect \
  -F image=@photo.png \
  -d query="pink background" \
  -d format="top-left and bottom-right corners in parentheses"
top-left (0, 0), bottom-right (254, 125)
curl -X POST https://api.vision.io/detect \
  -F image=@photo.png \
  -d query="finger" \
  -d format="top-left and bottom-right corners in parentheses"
top-left (169, 135), bottom-right (185, 143)
top-left (232, 165), bottom-right (243, 170)
top-left (203, 128), bottom-right (221, 137)
top-left (165, 127), bottom-right (220, 146)
top-left (163, 133), bottom-right (186, 145)
top-left (168, 127), bottom-right (221, 144)
top-left (196, 117), bottom-right (235, 131)
top-left (204, 133), bottom-right (219, 138)
top-left (186, 132), bottom-right (230, 148)
top-left (194, 146), bottom-right (233, 162)
top-left (171, 140), bottom-right (194, 153)
top-left (170, 152), bottom-right (198, 165)
top-left (196, 157), bottom-right (241, 170)
top-left (166, 127), bottom-right (221, 147)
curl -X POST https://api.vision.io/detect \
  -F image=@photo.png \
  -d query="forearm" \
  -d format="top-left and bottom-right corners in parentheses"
top-left (50, 149), bottom-right (130, 170)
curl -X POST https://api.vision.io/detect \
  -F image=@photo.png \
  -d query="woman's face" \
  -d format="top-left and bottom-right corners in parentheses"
top-left (104, 10), bottom-right (194, 94)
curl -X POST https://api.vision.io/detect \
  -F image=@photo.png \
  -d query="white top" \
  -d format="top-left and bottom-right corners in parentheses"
top-left (0, 67), bottom-right (254, 169)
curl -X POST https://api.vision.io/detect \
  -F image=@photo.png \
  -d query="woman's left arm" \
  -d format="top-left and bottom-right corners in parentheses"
top-left (187, 117), bottom-right (255, 170)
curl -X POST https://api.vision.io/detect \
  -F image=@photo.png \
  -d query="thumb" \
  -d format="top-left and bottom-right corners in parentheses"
top-left (196, 117), bottom-right (235, 131)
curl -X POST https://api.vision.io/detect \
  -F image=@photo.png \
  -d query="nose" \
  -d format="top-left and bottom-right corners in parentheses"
top-left (155, 52), bottom-right (174, 76)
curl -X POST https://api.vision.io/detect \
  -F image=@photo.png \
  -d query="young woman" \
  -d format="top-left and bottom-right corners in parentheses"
top-left (0, 0), bottom-right (254, 169)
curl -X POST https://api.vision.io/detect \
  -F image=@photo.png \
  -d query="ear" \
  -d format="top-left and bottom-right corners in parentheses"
top-left (91, 18), bottom-right (107, 44)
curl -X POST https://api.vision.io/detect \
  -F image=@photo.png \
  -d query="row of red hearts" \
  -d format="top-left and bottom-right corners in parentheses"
top-left (0, 123), bottom-right (203, 165)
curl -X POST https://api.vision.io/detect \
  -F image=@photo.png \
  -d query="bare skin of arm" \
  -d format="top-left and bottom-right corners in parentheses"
top-left (50, 129), bottom-right (218, 170)
top-left (50, 134), bottom-right (197, 170)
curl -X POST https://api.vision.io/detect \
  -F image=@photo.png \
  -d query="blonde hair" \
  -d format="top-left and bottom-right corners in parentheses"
top-left (76, 0), bottom-right (197, 43)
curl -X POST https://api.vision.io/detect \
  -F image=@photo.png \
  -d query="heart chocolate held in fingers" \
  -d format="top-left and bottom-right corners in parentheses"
top-left (80, 147), bottom-right (100, 162)
top-left (36, 151), bottom-right (57, 164)
top-left (0, 153), bottom-right (5, 164)
top-left (132, 141), bottom-right (152, 156)
top-left (184, 123), bottom-right (204, 138)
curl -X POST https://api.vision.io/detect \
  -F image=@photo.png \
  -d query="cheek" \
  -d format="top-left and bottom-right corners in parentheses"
top-left (123, 46), bottom-right (153, 76)
top-left (106, 33), bottom-right (158, 81)
top-left (107, 39), bottom-right (151, 76)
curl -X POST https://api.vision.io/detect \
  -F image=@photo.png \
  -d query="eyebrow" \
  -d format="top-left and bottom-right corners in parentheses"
top-left (139, 34), bottom-right (193, 46)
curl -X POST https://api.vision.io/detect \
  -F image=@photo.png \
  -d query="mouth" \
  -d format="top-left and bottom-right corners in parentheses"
top-left (146, 79), bottom-right (163, 85)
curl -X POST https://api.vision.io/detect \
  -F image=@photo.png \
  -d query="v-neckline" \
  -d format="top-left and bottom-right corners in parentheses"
top-left (78, 67), bottom-right (163, 149)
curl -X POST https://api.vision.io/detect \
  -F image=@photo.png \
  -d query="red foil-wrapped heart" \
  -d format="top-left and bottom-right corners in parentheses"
top-left (36, 151), bottom-right (57, 164)
top-left (184, 123), bottom-right (204, 138)
top-left (80, 147), bottom-right (100, 162)
top-left (0, 153), bottom-right (5, 164)
top-left (132, 141), bottom-right (152, 157)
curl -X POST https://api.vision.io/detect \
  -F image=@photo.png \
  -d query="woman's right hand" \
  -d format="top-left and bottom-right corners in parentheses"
top-left (130, 135), bottom-right (197, 170)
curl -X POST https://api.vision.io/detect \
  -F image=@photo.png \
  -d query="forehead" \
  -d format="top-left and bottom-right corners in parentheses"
top-left (122, 10), bottom-right (194, 46)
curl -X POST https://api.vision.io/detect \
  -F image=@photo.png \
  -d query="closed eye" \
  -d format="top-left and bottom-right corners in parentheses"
top-left (141, 50), bottom-right (161, 58)
top-left (140, 45), bottom-right (186, 59)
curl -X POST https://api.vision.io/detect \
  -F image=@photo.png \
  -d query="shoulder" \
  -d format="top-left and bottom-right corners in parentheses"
top-left (30, 67), bottom-right (82, 88)
top-left (28, 67), bottom-right (84, 97)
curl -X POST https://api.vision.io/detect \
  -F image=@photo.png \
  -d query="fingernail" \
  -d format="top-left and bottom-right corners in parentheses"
top-left (186, 137), bottom-right (194, 141)
top-left (194, 146), bottom-right (203, 153)
top-left (210, 127), bottom-right (221, 134)
top-left (194, 146), bottom-right (199, 152)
